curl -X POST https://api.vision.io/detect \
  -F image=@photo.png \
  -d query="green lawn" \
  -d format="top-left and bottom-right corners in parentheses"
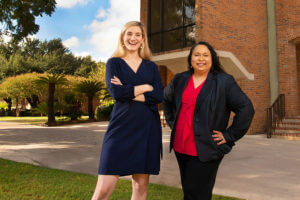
top-left (0, 159), bottom-right (242, 200)
top-left (0, 116), bottom-right (90, 125)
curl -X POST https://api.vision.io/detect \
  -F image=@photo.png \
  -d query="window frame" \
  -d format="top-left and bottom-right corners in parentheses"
top-left (148, 0), bottom-right (195, 53)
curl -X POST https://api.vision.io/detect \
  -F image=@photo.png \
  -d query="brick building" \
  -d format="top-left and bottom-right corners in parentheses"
top-left (140, 0), bottom-right (300, 134)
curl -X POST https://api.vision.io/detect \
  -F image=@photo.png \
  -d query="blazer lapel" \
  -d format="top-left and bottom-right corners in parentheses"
top-left (175, 71), bottom-right (192, 106)
top-left (194, 73), bottom-right (215, 111)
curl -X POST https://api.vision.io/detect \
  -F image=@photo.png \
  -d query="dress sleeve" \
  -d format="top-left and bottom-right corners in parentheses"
top-left (162, 76), bottom-right (176, 129)
top-left (222, 75), bottom-right (255, 144)
top-left (105, 58), bottom-right (135, 101)
top-left (143, 63), bottom-right (164, 105)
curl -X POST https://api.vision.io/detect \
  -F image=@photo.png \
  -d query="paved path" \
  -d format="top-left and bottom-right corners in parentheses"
top-left (0, 121), bottom-right (300, 200)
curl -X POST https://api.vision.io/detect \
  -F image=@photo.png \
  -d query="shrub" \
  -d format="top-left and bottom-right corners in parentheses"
top-left (63, 93), bottom-right (82, 120)
top-left (95, 103), bottom-right (114, 121)
top-left (20, 109), bottom-right (40, 116)
top-left (0, 102), bottom-right (8, 116)
top-left (32, 102), bottom-right (48, 116)
top-left (32, 101), bottom-right (60, 116)
top-left (0, 102), bottom-right (8, 110)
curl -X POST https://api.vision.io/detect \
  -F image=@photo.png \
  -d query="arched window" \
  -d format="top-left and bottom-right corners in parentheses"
top-left (148, 0), bottom-right (195, 53)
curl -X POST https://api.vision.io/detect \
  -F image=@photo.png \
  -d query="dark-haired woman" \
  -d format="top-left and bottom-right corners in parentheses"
top-left (163, 41), bottom-right (254, 200)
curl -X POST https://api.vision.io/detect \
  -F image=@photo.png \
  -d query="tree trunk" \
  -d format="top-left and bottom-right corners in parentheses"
top-left (21, 98), bottom-right (26, 110)
top-left (16, 97), bottom-right (20, 117)
top-left (88, 94), bottom-right (94, 119)
top-left (47, 83), bottom-right (56, 124)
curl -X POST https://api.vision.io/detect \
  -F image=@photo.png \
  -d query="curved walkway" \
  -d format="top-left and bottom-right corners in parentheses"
top-left (0, 121), bottom-right (299, 200)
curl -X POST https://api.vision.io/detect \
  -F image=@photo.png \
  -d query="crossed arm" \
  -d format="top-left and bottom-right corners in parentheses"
top-left (110, 76), bottom-right (153, 102)
top-left (106, 59), bottom-right (163, 104)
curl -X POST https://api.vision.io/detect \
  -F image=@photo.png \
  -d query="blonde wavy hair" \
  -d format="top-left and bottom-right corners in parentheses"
top-left (112, 21), bottom-right (151, 60)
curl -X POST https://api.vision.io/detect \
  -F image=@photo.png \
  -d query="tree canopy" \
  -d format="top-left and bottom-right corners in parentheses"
top-left (0, 0), bottom-right (56, 41)
top-left (0, 38), bottom-right (102, 81)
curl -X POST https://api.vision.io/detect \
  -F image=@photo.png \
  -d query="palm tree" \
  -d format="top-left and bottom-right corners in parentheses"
top-left (76, 80), bottom-right (103, 119)
top-left (35, 74), bottom-right (67, 125)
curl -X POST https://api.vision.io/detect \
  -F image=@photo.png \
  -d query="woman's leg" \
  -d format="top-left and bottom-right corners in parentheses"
top-left (174, 151), bottom-right (187, 190)
top-left (91, 175), bottom-right (119, 200)
top-left (175, 151), bottom-right (222, 200)
top-left (131, 174), bottom-right (150, 200)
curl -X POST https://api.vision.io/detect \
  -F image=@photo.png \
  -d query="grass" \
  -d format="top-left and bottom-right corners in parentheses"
top-left (0, 158), bottom-right (242, 200)
top-left (0, 116), bottom-right (90, 126)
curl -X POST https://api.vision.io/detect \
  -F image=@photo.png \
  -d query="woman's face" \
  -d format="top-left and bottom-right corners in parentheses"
top-left (122, 26), bottom-right (144, 52)
top-left (191, 45), bottom-right (212, 74)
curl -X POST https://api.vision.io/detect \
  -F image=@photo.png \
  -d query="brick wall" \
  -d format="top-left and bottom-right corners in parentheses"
top-left (195, 0), bottom-right (270, 133)
top-left (275, 0), bottom-right (300, 117)
top-left (140, 0), bottom-right (300, 134)
top-left (297, 45), bottom-right (300, 109)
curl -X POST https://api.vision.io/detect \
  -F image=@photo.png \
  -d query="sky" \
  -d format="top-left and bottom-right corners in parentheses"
top-left (34, 0), bottom-right (140, 62)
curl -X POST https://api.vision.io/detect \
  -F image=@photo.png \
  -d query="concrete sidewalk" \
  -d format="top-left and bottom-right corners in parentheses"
top-left (0, 121), bottom-right (299, 200)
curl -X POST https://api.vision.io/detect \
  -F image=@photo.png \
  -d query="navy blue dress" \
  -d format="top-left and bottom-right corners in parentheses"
top-left (98, 57), bottom-right (163, 176)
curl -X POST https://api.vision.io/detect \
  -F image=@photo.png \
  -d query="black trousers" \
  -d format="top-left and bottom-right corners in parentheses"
top-left (175, 151), bottom-right (222, 200)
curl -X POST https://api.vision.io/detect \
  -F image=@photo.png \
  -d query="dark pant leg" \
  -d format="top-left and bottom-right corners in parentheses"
top-left (175, 151), bottom-right (222, 200)
top-left (175, 151), bottom-right (187, 192)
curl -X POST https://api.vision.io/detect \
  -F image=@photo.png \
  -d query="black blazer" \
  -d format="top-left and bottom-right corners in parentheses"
top-left (163, 71), bottom-right (255, 162)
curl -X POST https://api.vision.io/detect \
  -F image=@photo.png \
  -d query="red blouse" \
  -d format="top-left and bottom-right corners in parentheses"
top-left (173, 76), bottom-right (206, 156)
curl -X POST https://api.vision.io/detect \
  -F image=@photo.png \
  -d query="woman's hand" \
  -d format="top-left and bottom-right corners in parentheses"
top-left (111, 76), bottom-right (122, 85)
top-left (134, 84), bottom-right (153, 96)
top-left (212, 130), bottom-right (227, 145)
top-left (143, 84), bottom-right (154, 92)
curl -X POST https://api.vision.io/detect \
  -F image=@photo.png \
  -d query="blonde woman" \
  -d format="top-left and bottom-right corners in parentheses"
top-left (91, 21), bottom-right (163, 200)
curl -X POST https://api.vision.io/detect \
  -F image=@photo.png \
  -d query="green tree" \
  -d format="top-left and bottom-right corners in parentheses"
top-left (0, 0), bottom-right (56, 41)
top-left (89, 61), bottom-right (106, 83)
top-left (55, 75), bottom-right (86, 112)
top-left (0, 72), bottom-right (41, 116)
top-left (21, 38), bottom-right (41, 57)
top-left (0, 38), bottom-right (99, 81)
top-left (34, 74), bottom-right (67, 124)
top-left (0, 54), bottom-right (8, 81)
top-left (89, 62), bottom-right (112, 106)
top-left (0, 76), bottom-right (24, 116)
top-left (76, 80), bottom-right (103, 119)
top-left (75, 56), bottom-right (98, 78)
top-left (0, 38), bottom-right (42, 80)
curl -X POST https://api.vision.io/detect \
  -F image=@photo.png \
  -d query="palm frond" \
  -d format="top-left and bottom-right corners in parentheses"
top-left (34, 74), bottom-right (68, 85)
top-left (75, 80), bottom-right (103, 94)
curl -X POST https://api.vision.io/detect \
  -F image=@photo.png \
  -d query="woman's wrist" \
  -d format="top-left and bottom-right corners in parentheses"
top-left (134, 84), bottom-right (153, 96)
top-left (145, 84), bottom-right (153, 92)
top-left (133, 94), bottom-right (145, 102)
